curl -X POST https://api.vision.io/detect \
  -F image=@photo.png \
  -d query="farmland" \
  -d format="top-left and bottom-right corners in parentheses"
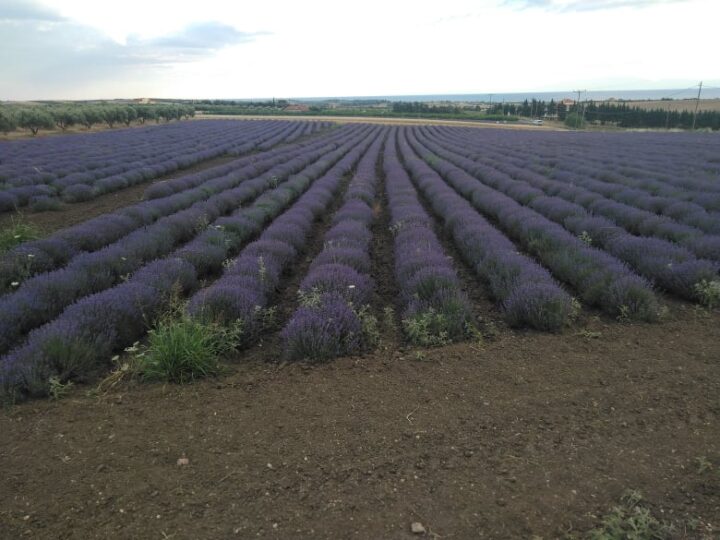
top-left (1, 119), bottom-right (719, 538)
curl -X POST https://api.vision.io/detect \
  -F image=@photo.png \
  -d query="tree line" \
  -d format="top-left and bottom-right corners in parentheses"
top-left (487, 99), bottom-right (720, 130)
top-left (391, 102), bottom-right (464, 114)
top-left (0, 103), bottom-right (195, 136)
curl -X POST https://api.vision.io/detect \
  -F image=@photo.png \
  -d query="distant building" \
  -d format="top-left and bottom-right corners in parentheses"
top-left (560, 98), bottom-right (575, 107)
top-left (133, 98), bottom-right (152, 104)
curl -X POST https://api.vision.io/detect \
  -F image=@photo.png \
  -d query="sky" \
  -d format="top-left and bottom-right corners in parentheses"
top-left (1, 0), bottom-right (719, 100)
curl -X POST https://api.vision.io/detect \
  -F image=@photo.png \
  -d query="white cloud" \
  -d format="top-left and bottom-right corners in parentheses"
top-left (1, 0), bottom-right (719, 99)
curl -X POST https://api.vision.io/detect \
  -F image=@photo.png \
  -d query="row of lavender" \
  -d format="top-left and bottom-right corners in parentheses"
top-left (185, 126), bottom-right (379, 348)
top-left (434, 127), bottom-right (720, 212)
top-left (0, 123), bottom-right (351, 292)
top-left (0, 120), bottom-right (281, 208)
top-left (414, 128), bottom-right (720, 303)
top-left (3, 125), bottom-right (719, 400)
top-left (445, 128), bottom-right (720, 194)
top-left (403, 128), bottom-right (662, 320)
top-left (0, 120), bottom-right (329, 210)
top-left (0, 125), bottom-right (375, 399)
top-left (0, 124), bottom-right (365, 357)
top-left (382, 130), bottom-right (475, 343)
top-left (0, 120), bottom-right (283, 210)
top-left (281, 129), bottom-right (388, 358)
top-left (0, 120), bottom-right (313, 187)
top-left (395, 130), bottom-right (574, 330)
top-left (430, 127), bottom-right (720, 233)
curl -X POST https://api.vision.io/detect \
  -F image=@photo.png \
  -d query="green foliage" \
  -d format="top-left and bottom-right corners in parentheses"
top-left (0, 216), bottom-right (41, 252)
top-left (80, 107), bottom-right (103, 128)
top-left (1, 103), bottom-right (196, 135)
top-left (588, 490), bottom-right (675, 540)
top-left (133, 310), bottom-right (242, 384)
top-left (565, 112), bottom-right (586, 129)
top-left (402, 308), bottom-right (452, 347)
top-left (383, 305), bottom-right (397, 331)
top-left (355, 304), bottom-right (380, 348)
top-left (51, 108), bottom-right (81, 131)
top-left (17, 108), bottom-right (55, 135)
top-left (29, 196), bottom-right (61, 212)
top-left (33, 336), bottom-right (100, 394)
top-left (694, 279), bottom-right (720, 308)
top-left (297, 288), bottom-right (323, 308)
top-left (0, 107), bottom-right (17, 133)
top-left (48, 376), bottom-right (74, 400)
top-left (102, 106), bottom-right (127, 128)
top-left (578, 230), bottom-right (593, 245)
top-left (124, 106), bottom-right (138, 126)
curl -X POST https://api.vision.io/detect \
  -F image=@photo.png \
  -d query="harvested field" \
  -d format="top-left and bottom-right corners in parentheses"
top-left (619, 98), bottom-right (720, 113)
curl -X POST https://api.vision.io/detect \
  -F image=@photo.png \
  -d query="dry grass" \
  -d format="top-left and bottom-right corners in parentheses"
top-left (614, 98), bottom-right (720, 112)
top-left (195, 113), bottom-right (567, 130)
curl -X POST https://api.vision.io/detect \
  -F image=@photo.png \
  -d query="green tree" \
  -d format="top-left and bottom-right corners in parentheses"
top-left (564, 112), bottom-right (585, 129)
top-left (80, 107), bottom-right (103, 129)
top-left (123, 106), bottom-right (138, 126)
top-left (136, 106), bottom-right (157, 124)
top-left (17, 108), bottom-right (55, 135)
top-left (0, 108), bottom-right (17, 134)
top-left (101, 106), bottom-right (127, 128)
top-left (51, 108), bottom-right (80, 131)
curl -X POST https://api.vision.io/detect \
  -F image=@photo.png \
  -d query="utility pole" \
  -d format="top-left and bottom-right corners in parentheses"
top-left (692, 81), bottom-right (703, 130)
top-left (573, 89), bottom-right (586, 129)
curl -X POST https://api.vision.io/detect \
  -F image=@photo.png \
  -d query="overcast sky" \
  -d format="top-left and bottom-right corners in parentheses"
top-left (1, 0), bottom-right (718, 100)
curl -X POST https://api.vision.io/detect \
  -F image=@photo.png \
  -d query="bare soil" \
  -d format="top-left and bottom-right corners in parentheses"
top-left (0, 303), bottom-right (718, 539)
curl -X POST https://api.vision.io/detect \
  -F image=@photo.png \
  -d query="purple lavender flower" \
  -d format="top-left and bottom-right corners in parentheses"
top-left (281, 294), bottom-right (362, 360)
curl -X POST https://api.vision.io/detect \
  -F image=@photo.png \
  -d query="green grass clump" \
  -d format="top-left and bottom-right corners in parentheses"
top-left (694, 279), bottom-right (720, 309)
top-left (134, 312), bottom-right (242, 383)
top-left (0, 216), bottom-right (41, 252)
top-left (588, 490), bottom-right (675, 540)
top-left (402, 309), bottom-right (453, 347)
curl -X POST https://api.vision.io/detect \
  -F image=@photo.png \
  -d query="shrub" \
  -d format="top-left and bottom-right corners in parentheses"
top-left (62, 184), bottom-right (95, 203)
top-left (0, 217), bottom-right (41, 253)
top-left (694, 279), bottom-right (720, 308)
top-left (402, 308), bottom-right (452, 347)
top-left (564, 112), bottom-right (586, 129)
top-left (135, 311), bottom-right (242, 383)
top-left (281, 294), bottom-right (362, 361)
top-left (28, 195), bottom-right (61, 212)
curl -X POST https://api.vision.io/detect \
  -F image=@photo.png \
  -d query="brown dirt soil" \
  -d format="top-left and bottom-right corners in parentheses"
top-left (0, 155), bottom-right (240, 235)
top-left (1, 301), bottom-right (719, 539)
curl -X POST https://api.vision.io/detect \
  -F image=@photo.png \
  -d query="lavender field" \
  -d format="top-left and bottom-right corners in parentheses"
top-left (1, 119), bottom-right (719, 401)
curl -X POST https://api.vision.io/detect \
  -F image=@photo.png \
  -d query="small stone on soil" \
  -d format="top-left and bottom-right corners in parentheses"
top-left (411, 522), bottom-right (426, 534)
top-left (177, 457), bottom-right (190, 466)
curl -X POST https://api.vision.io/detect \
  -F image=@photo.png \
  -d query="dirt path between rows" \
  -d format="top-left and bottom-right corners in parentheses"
top-left (0, 154), bottom-right (239, 235)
